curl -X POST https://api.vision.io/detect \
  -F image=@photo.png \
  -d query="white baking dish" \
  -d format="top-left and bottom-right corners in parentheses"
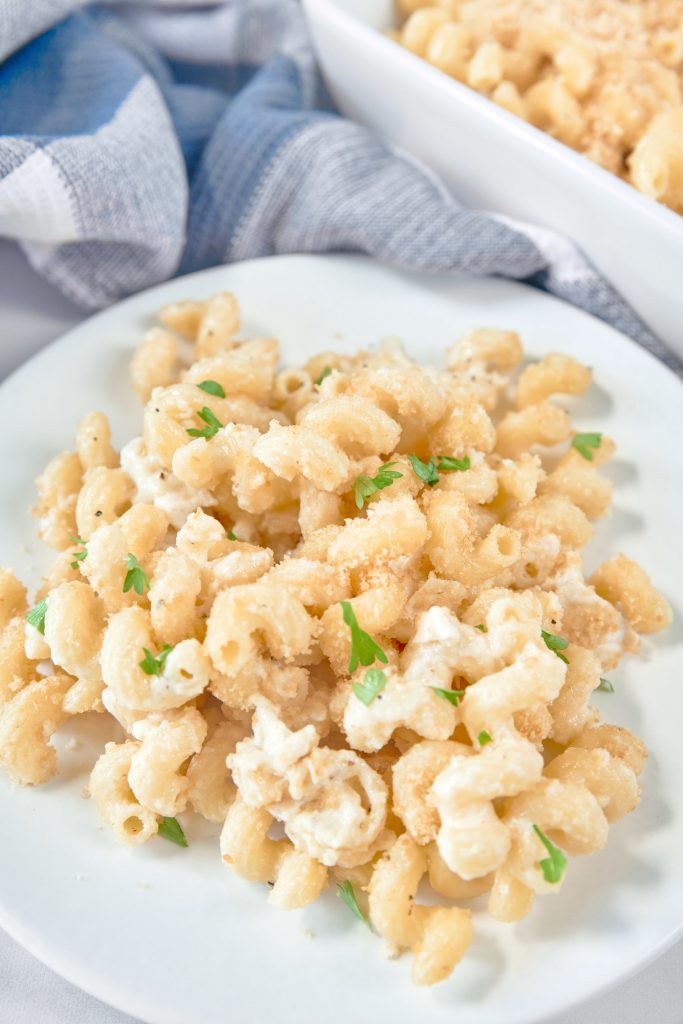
top-left (303, 0), bottom-right (683, 357)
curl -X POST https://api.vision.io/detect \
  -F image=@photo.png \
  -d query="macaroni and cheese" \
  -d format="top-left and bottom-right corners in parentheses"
top-left (392, 0), bottom-right (683, 214)
top-left (0, 290), bottom-right (671, 985)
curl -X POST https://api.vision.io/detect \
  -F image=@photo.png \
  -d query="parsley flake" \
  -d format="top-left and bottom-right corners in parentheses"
top-left (408, 453), bottom-right (471, 487)
top-left (158, 816), bottom-right (188, 848)
top-left (408, 454), bottom-right (440, 487)
top-left (228, 530), bottom-right (237, 541)
top-left (597, 677), bottom-right (614, 693)
top-left (352, 668), bottom-right (387, 706)
top-left (474, 623), bottom-right (486, 632)
top-left (316, 366), bottom-right (332, 386)
top-left (353, 461), bottom-right (403, 510)
top-left (340, 601), bottom-right (388, 674)
top-left (25, 598), bottom-right (48, 636)
top-left (69, 535), bottom-right (88, 570)
top-left (197, 379), bottom-right (226, 399)
top-left (541, 630), bottom-right (569, 664)
top-left (431, 687), bottom-right (466, 706)
top-left (186, 406), bottom-right (224, 440)
top-left (533, 824), bottom-right (567, 884)
top-left (337, 880), bottom-right (371, 929)
top-left (437, 454), bottom-right (471, 473)
top-left (139, 644), bottom-right (174, 676)
top-left (571, 432), bottom-right (602, 461)
top-left (123, 553), bottom-right (150, 596)
top-left (478, 730), bottom-right (492, 746)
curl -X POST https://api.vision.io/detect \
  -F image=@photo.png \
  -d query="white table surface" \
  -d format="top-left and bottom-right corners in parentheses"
top-left (0, 237), bottom-right (681, 1024)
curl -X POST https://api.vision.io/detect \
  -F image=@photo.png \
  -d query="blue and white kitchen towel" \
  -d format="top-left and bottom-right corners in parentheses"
top-left (0, 0), bottom-right (672, 365)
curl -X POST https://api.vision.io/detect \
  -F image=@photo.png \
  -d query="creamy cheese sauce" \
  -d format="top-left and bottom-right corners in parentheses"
top-left (229, 697), bottom-right (388, 867)
top-left (24, 622), bottom-right (50, 661)
top-left (121, 437), bottom-right (216, 529)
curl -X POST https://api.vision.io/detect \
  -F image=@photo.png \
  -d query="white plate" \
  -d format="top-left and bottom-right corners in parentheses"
top-left (303, 0), bottom-right (683, 358)
top-left (0, 255), bottom-right (681, 1024)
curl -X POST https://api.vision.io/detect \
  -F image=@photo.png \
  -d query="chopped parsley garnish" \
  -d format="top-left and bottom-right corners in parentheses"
top-left (408, 454), bottom-right (440, 487)
top-left (25, 598), bottom-right (48, 636)
top-left (352, 668), bottom-right (387, 706)
top-left (431, 687), bottom-right (466, 706)
top-left (408, 453), bottom-right (471, 487)
top-left (139, 644), bottom-right (174, 676)
top-left (532, 824), bottom-right (567, 884)
top-left (541, 630), bottom-right (569, 664)
top-left (353, 461), bottom-right (403, 510)
top-left (316, 366), bottom-right (332, 386)
top-left (597, 677), bottom-right (614, 693)
top-left (186, 406), bottom-right (224, 439)
top-left (337, 880), bottom-right (371, 929)
top-left (123, 553), bottom-right (150, 595)
top-left (340, 601), bottom-right (388, 674)
top-left (197, 379), bottom-right (226, 399)
top-left (228, 530), bottom-right (237, 541)
top-left (437, 455), bottom-right (471, 472)
top-left (158, 816), bottom-right (188, 848)
top-left (478, 730), bottom-right (492, 746)
top-left (474, 623), bottom-right (486, 632)
top-left (69, 535), bottom-right (87, 570)
top-left (571, 432), bottom-right (602, 461)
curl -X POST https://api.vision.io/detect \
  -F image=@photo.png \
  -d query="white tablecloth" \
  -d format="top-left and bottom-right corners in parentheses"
top-left (0, 239), bottom-right (681, 1024)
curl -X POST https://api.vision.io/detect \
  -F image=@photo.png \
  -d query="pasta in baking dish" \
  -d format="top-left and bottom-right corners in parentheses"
top-left (391, 0), bottom-right (683, 215)
top-left (0, 290), bottom-right (671, 986)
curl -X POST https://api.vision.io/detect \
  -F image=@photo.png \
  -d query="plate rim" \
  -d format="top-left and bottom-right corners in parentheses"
top-left (2, 254), bottom-right (682, 402)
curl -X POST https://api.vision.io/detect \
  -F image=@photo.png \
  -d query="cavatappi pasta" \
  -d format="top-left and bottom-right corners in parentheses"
top-left (391, 0), bottom-right (683, 215)
top-left (0, 291), bottom-right (671, 986)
